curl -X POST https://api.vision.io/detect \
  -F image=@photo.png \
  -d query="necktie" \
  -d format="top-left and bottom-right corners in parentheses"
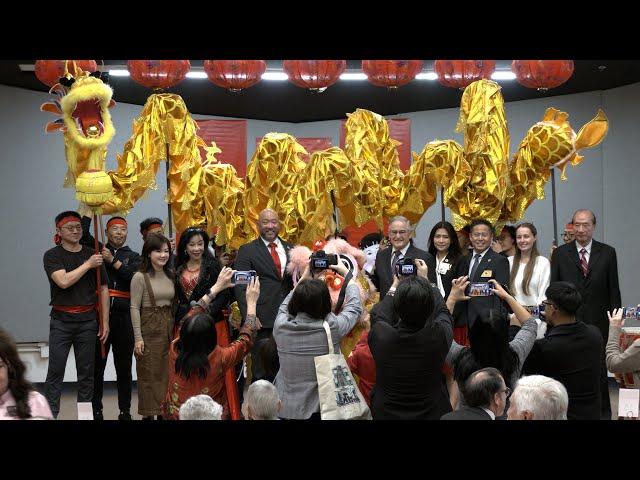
top-left (469, 253), bottom-right (482, 280)
top-left (269, 242), bottom-right (282, 278)
top-left (391, 250), bottom-right (402, 275)
top-left (579, 248), bottom-right (589, 277)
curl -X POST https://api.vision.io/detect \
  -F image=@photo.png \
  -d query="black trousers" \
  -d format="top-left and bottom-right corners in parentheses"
top-left (44, 317), bottom-right (98, 418)
top-left (92, 310), bottom-right (135, 413)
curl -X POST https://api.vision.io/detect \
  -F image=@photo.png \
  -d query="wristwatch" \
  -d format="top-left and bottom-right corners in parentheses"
top-left (388, 287), bottom-right (396, 296)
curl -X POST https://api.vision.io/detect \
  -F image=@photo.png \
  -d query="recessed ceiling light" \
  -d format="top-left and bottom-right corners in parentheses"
top-left (491, 71), bottom-right (517, 80)
top-left (416, 72), bottom-right (438, 80)
top-left (186, 71), bottom-right (208, 79)
top-left (598, 65), bottom-right (607, 71)
top-left (262, 72), bottom-right (288, 81)
top-left (108, 69), bottom-right (130, 77)
top-left (340, 73), bottom-right (368, 80)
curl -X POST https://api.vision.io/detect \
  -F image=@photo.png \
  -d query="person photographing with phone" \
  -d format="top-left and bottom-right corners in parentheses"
top-left (273, 260), bottom-right (363, 419)
top-left (165, 276), bottom-right (262, 420)
top-left (444, 277), bottom-right (538, 414)
top-left (367, 257), bottom-right (455, 419)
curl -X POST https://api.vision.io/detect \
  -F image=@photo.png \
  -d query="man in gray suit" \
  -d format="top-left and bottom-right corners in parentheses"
top-left (370, 216), bottom-right (435, 298)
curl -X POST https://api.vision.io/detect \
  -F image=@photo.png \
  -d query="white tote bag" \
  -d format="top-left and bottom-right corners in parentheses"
top-left (314, 321), bottom-right (372, 420)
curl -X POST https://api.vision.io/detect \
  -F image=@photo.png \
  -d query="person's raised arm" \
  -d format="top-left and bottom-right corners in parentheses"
top-left (490, 279), bottom-right (531, 326)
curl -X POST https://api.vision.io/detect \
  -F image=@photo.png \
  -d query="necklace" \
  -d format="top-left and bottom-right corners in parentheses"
top-left (186, 263), bottom-right (201, 273)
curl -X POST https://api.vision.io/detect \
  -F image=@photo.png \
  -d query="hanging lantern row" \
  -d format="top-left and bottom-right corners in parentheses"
top-left (34, 60), bottom-right (575, 92)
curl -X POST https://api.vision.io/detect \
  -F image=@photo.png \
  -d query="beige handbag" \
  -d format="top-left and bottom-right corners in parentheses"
top-left (314, 321), bottom-right (372, 420)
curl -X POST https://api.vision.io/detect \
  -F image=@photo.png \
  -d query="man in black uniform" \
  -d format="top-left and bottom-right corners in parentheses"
top-left (43, 211), bottom-right (109, 419)
top-left (83, 216), bottom-right (141, 420)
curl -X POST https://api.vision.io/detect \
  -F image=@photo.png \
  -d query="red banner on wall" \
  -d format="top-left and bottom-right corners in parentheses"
top-left (255, 136), bottom-right (332, 162)
top-left (339, 117), bottom-right (411, 170)
top-left (196, 119), bottom-right (247, 177)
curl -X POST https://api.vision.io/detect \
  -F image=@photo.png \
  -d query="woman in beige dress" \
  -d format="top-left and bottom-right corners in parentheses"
top-left (130, 233), bottom-right (175, 420)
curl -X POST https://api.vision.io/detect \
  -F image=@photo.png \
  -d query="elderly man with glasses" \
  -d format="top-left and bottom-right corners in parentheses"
top-left (370, 216), bottom-right (435, 298)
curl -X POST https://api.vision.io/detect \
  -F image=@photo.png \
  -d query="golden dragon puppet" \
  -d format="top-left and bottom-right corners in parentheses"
top-left (42, 65), bottom-right (609, 246)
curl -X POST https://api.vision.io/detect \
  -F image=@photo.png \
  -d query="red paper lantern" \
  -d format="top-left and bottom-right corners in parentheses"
top-left (35, 60), bottom-right (98, 87)
top-left (512, 60), bottom-right (574, 91)
top-left (434, 60), bottom-right (496, 89)
top-left (203, 60), bottom-right (266, 92)
top-left (283, 60), bottom-right (346, 92)
top-left (362, 60), bottom-right (424, 88)
top-left (127, 60), bottom-right (190, 90)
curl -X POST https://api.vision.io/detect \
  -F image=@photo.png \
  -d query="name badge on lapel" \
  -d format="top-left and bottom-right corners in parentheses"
top-left (481, 270), bottom-right (493, 278)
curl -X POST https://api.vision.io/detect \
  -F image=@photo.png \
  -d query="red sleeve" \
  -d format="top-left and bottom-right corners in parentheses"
top-left (218, 327), bottom-right (254, 371)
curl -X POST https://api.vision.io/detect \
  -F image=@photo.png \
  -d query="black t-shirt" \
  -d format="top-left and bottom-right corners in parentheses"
top-left (43, 245), bottom-right (108, 322)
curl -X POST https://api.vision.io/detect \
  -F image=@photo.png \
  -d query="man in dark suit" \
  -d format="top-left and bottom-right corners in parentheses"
top-left (370, 216), bottom-right (434, 298)
top-left (441, 367), bottom-right (507, 420)
top-left (452, 219), bottom-right (510, 332)
top-left (550, 209), bottom-right (621, 419)
top-left (233, 208), bottom-right (293, 382)
top-left (522, 282), bottom-right (603, 420)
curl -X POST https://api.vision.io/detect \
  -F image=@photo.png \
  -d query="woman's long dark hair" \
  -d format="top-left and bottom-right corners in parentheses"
top-left (139, 232), bottom-right (174, 280)
top-left (509, 223), bottom-right (540, 296)
top-left (427, 221), bottom-right (462, 263)
top-left (176, 227), bottom-right (213, 271)
top-left (175, 313), bottom-right (218, 381)
top-left (453, 309), bottom-right (520, 389)
top-left (0, 327), bottom-right (34, 419)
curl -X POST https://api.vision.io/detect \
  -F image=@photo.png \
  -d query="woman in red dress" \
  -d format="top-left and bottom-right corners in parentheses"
top-left (164, 276), bottom-right (262, 420)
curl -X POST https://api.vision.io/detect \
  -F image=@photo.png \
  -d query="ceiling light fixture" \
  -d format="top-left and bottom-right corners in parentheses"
top-left (340, 72), bottom-right (368, 80)
top-left (108, 69), bottom-right (130, 77)
top-left (415, 72), bottom-right (438, 80)
top-left (261, 72), bottom-right (289, 81)
top-left (491, 71), bottom-right (517, 80)
top-left (185, 71), bottom-right (208, 79)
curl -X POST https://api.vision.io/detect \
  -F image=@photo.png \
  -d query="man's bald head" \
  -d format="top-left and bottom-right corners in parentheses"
top-left (258, 208), bottom-right (280, 242)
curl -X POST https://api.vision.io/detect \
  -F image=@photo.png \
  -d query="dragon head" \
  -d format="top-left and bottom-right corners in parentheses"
top-left (59, 72), bottom-right (116, 150)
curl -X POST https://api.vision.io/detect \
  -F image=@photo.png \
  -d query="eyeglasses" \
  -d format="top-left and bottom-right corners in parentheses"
top-left (60, 225), bottom-right (82, 232)
top-left (389, 230), bottom-right (409, 236)
top-left (502, 387), bottom-right (512, 398)
top-left (541, 301), bottom-right (555, 308)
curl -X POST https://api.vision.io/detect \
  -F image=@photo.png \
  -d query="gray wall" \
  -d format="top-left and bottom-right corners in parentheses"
top-left (0, 83), bottom-right (636, 342)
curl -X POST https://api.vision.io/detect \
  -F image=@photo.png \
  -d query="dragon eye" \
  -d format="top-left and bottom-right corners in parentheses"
top-left (58, 77), bottom-right (76, 87)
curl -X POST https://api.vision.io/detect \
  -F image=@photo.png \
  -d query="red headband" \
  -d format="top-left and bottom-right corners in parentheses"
top-left (56, 216), bottom-right (81, 228)
top-left (107, 218), bottom-right (127, 229)
top-left (143, 223), bottom-right (163, 235)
